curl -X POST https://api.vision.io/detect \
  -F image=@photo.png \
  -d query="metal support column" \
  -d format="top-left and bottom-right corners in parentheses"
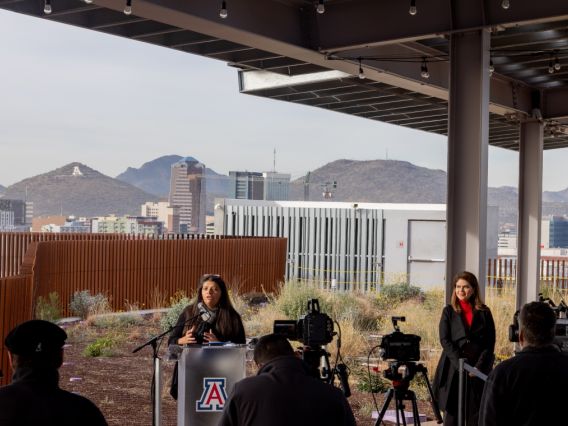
top-left (517, 120), bottom-right (543, 309)
top-left (446, 30), bottom-right (491, 302)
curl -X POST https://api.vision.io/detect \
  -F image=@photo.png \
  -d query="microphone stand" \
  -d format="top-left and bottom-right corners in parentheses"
top-left (132, 313), bottom-right (203, 426)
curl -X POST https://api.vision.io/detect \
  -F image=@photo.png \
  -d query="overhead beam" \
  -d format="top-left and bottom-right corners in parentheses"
top-left (319, 0), bottom-right (568, 52)
top-left (543, 86), bottom-right (568, 119)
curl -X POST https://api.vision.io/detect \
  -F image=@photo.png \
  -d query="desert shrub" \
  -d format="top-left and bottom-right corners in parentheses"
top-left (273, 280), bottom-right (330, 319)
top-left (379, 282), bottom-right (424, 305)
top-left (83, 335), bottom-right (117, 357)
top-left (69, 290), bottom-right (109, 319)
top-left (160, 296), bottom-right (191, 331)
top-left (326, 292), bottom-right (380, 331)
top-left (92, 313), bottom-right (144, 329)
top-left (36, 292), bottom-right (62, 322)
top-left (353, 366), bottom-right (390, 393)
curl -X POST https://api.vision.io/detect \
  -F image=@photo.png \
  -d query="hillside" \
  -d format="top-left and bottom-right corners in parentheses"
top-left (3, 163), bottom-right (159, 217)
top-left (0, 184), bottom-right (5, 196)
top-left (290, 159), bottom-right (447, 203)
top-left (289, 159), bottom-right (568, 227)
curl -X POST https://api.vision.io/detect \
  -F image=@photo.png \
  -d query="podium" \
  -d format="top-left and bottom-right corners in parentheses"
top-left (176, 344), bottom-right (247, 426)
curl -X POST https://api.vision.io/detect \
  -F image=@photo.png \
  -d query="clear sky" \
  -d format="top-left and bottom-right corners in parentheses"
top-left (0, 9), bottom-right (566, 191)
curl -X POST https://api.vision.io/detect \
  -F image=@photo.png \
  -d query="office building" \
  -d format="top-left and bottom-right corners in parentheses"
top-left (542, 216), bottom-right (568, 248)
top-left (169, 157), bottom-right (206, 233)
top-left (0, 199), bottom-right (32, 226)
top-left (262, 172), bottom-right (291, 201)
top-left (0, 211), bottom-right (14, 231)
top-left (92, 215), bottom-right (164, 236)
top-left (229, 171), bottom-right (264, 200)
top-left (141, 201), bottom-right (180, 233)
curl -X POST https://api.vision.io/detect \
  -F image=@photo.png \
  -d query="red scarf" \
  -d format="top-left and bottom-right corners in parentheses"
top-left (459, 299), bottom-right (474, 327)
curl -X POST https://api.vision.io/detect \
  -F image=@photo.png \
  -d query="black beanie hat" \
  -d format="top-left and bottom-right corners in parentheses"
top-left (5, 320), bottom-right (67, 356)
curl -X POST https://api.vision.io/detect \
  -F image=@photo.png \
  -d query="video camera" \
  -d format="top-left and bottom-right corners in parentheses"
top-left (273, 299), bottom-right (350, 397)
top-left (273, 299), bottom-right (335, 347)
top-left (509, 294), bottom-right (568, 352)
top-left (379, 316), bottom-right (421, 362)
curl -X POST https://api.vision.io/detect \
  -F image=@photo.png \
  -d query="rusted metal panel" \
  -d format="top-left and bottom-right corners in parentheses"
top-left (0, 276), bottom-right (33, 386)
top-left (25, 237), bottom-right (286, 316)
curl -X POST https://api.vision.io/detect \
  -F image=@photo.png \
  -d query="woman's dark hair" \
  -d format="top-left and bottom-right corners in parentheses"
top-left (188, 274), bottom-right (243, 341)
top-left (450, 271), bottom-right (486, 312)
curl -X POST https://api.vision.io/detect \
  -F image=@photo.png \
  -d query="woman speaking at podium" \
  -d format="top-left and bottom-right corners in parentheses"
top-left (433, 271), bottom-right (496, 426)
top-left (168, 274), bottom-right (246, 399)
top-left (169, 274), bottom-right (245, 345)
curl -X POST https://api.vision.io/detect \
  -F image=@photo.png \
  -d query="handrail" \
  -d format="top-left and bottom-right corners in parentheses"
top-left (458, 358), bottom-right (488, 426)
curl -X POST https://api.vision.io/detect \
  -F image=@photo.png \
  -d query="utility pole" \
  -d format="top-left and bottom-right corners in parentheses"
top-left (304, 172), bottom-right (310, 201)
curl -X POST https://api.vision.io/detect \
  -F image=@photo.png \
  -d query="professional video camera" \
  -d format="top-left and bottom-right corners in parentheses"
top-left (509, 294), bottom-right (568, 352)
top-left (273, 299), bottom-right (334, 347)
top-left (274, 299), bottom-right (350, 397)
top-left (374, 317), bottom-right (442, 426)
top-left (379, 316), bottom-right (421, 362)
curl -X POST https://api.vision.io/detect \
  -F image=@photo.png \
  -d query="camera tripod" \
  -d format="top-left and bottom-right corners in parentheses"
top-left (374, 362), bottom-right (442, 426)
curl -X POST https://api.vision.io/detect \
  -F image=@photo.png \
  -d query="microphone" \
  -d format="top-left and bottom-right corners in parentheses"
top-left (195, 302), bottom-right (217, 344)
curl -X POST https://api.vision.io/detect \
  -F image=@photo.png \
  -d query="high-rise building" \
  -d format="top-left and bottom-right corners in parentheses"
top-left (141, 201), bottom-right (180, 233)
top-left (0, 210), bottom-right (14, 231)
top-left (169, 157), bottom-right (206, 233)
top-left (262, 172), bottom-right (291, 201)
top-left (229, 171), bottom-right (264, 200)
top-left (543, 216), bottom-right (568, 248)
top-left (0, 199), bottom-right (31, 226)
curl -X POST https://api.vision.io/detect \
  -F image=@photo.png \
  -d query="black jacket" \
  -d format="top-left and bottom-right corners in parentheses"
top-left (479, 345), bottom-right (568, 426)
top-left (433, 304), bottom-right (495, 414)
top-left (0, 367), bottom-right (107, 426)
top-left (218, 356), bottom-right (356, 426)
top-left (168, 304), bottom-right (246, 346)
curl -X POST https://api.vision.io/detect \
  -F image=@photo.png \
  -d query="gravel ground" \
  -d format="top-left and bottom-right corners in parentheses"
top-left (57, 317), bottom-right (436, 426)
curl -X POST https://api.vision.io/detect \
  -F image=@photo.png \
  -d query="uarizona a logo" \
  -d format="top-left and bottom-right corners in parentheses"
top-left (196, 378), bottom-right (228, 412)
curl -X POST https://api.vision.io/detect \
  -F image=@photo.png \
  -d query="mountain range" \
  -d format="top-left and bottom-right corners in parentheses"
top-left (1, 163), bottom-right (158, 217)
top-left (2, 156), bottom-right (568, 226)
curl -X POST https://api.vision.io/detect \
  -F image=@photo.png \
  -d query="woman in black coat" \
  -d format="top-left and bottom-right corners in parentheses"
top-left (433, 271), bottom-right (495, 426)
top-left (168, 274), bottom-right (246, 399)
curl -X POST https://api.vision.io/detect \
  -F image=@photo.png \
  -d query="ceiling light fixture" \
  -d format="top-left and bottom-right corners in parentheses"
top-left (420, 59), bottom-right (430, 79)
top-left (548, 57), bottom-right (555, 74)
top-left (123, 0), bottom-right (132, 15)
top-left (358, 58), bottom-right (365, 80)
top-left (84, 0), bottom-right (94, 4)
top-left (219, 1), bottom-right (228, 19)
top-left (554, 55), bottom-right (561, 71)
top-left (43, 0), bottom-right (52, 14)
top-left (489, 60), bottom-right (495, 76)
top-left (317, 0), bottom-right (325, 15)
top-left (501, 0), bottom-right (510, 10)
top-left (409, 0), bottom-right (417, 16)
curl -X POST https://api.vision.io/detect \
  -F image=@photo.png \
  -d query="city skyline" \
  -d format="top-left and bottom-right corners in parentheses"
top-left (0, 10), bottom-right (567, 191)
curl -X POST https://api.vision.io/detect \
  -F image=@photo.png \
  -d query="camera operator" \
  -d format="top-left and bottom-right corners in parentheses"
top-left (218, 333), bottom-right (355, 426)
top-left (479, 301), bottom-right (568, 426)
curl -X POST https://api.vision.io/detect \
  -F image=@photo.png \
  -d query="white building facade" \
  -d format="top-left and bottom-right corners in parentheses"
top-left (215, 200), bottom-right (498, 290)
top-left (141, 201), bottom-right (180, 233)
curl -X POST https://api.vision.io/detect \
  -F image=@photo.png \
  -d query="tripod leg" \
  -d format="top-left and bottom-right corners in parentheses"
top-left (375, 388), bottom-right (394, 426)
top-left (410, 392), bottom-right (421, 426)
top-left (396, 395), bottom-right (407, 426)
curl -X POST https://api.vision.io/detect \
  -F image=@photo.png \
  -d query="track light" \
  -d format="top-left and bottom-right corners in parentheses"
top-left (83, 0), bottom-right (93, 4)
top-left (317, 0), bottom-right (325, 14)
top-left (43, 0), bottom-right (52, 14)
top-left (358, 58), bottom-right (365, 80)
top-left (554, 55), bottom-right (561, 71)
top-left (420, 59), bottom-right (430, 79)
top-left (501, 0), bottom-right (510, 10)
top-left (548, 58), bottom-right (555, 74)
top-left (409, 0), bottom-right (417, 16)
top-left (489, 60), bottom-right (495, 76)
top-left (123, 0), bottom-right (132, 15)
top-left (219, 0), bottom-right (228, 19)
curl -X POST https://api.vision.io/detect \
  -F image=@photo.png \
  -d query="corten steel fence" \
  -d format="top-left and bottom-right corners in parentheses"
top-left (0, 232), bottom-right (244, 279)
top-left (0, 276), bottom-right (33, 386)
top-left (26, 237), bottom-right (286, 316)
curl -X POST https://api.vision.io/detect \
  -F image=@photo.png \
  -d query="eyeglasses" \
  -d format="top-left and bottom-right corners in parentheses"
top-left (202, 274), bottom-right (221, 280)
